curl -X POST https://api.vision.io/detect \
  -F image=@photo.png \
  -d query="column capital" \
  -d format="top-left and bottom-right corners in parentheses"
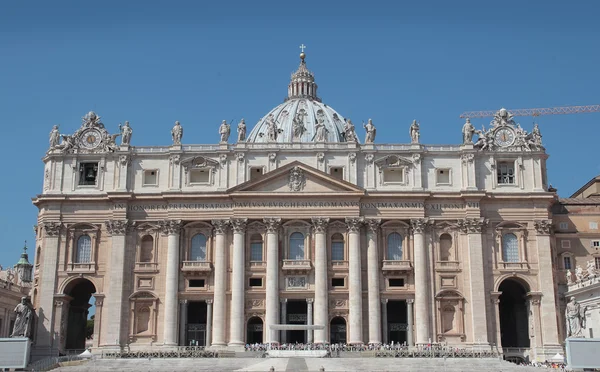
top-left (533, 219), bottom-right (552, 235)
top-left (179, 299), bottom-right (188, 305)
top-left (105, 219), bottom-right (129, 236)
top-left (457, 217), bottom-right (488, 234)
top-left (263, 217), bottom-right (282, 233)
top-left (230, 218), bottom-right (248, 233)
top-left (306, 298), bottom-right (314, 304)
top-left (410, 218), bottom-right (430, 234)
top-left (280, 298), bottom-right (288, 304)
top-left (381, 298), bottom-right (388, 304)
top-left (364, 218), bottom-right (381, 233)
top-left (490, 291), bottom-right (501, 305)
top-left (211, 219), bottom-right (230, 235)
top-left (43, 222), bottom-right (62, 237)
top-left (205, 299), bottom-right (213, 305)
top-left (345, 217), bottom-right (364, 233)
top-left (159, 220), bottom-right (183, 235)
top-left (406, 298), bottom-right (414, 304)
top-left (311, 217), bottom-right (330, 233)
top-left (93, 294), bottom-right (105, 307)
top-left (526, 291), bottom-right (543, 306)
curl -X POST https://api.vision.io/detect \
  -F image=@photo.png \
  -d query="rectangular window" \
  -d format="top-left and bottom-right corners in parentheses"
top-left (592, 240), bottom-right (600, 249)
top-left (249, 278), bottom-right (263, 287)
top-left (250, 242), bottom-right (263, 261)
top-left (331, 242), bottom-right (344, 261)
top-left (561, 240), bottom-right (571, 249)
top-left (250, 167), bottom-right (264, 181)
top-left (436, 168), bottom-right (451, 185)
top-left (559, 222), bottom-right (569, 230)
top-left (595, 257), bottom-right (600, 270)
top-left (189, 169), bottom-right (210, 184)
top-left (329, 167), bottom-right (344, 181)
top-left (331, 278), bottom-right (345, 287)
top-left (563, 256), bottom-right (572, 270)
top-left (78, 162), bottom-right (98, 185)
top-left (590, 222), bottom-right (598, 230)
top-left (389, 278), bottom-right (405, 287)
top-left (497, 162), bottom-right (515, 184)
top-left (189, 279), bottom-right (205, 288)
top-left (383, 168), bottom-right (404, 183)
top-left (143, 170), bottom-right (158, 186)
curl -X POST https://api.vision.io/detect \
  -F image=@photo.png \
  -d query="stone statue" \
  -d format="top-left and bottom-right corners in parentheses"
top-left (119, 121), bottom-right (133, 146)
top-left (59, 134), bottom-right (75, 152)
top-left (576, 265), bottom-right (584, 282)
top-left (586, 260), bottom-right (596, 278)
top-left (107, 134), bottom-right (120, 151)
top-left (266, 114), bottom-right (278, 141)
top-left (528, 123), bottom-right (542, 147)
top-left (363, 119), bottom-right (376, 144)
top-left (566, 269), bottom-right (573, 285)
top-left (344, 119), bottom-right (357, 142)
top-left (565, 297), bottom-right (586, 338)
top-left (10, 297), bottom-right (33, 338)
top-left (237, 119), bottom-right (246, 142)
top-left (49, 125), bottom-right (60, 149)
top-left (515, 124), bottom-right (530, 150)
top-left (219, 120), bottom-right (231, 143)
top-left (171, 121), bottom-right (183, 145)
top-left (292, 111), bottom-right (307, 139)
top-left (462, 119), bottom-right (476, 144)
top-left (409, 120), bottom-right (420, 144)
top-left (314, 118), bottom-right (327, 142)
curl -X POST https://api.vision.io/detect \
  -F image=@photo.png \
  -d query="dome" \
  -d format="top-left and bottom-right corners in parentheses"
top-left (247, 53), bottom-right (353, 143)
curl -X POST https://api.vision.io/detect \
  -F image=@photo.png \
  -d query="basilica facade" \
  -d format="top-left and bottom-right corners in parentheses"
top-left (32, 52), bottom-right (561, 361)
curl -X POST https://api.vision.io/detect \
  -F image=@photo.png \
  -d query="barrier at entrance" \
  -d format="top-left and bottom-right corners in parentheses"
top-left (268, 349), bottom-right (328, 358)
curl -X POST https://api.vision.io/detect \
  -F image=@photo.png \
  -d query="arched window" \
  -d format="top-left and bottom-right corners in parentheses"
top-left (75, 235), bottom-right (92, 263)
top-left (140, 235), bottom-right (154, 262)
top-left (331, 233), bottom-right (345, 261)
top-left (502, 233), bottom-right (519, 262)
top-left (289, 232), bottom-right (305, 260)
top-left (387, 233), bottom-right (403, 260)
top-left (190, 234), bottom-right (207, 261)
top-left (250, 234), bottom-right (263, 262)
top-left (439, 234), bottom-right (453, 261)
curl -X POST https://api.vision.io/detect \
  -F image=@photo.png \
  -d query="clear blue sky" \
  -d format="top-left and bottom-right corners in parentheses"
top-left (1, 0), bottom-right (599, 267)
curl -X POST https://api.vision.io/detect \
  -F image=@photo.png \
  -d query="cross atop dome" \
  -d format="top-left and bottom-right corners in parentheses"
top-left (287, 45), bottom-right (319, 102)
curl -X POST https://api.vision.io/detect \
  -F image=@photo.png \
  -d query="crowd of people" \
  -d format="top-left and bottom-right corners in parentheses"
top-left (516, 361), bottom-right (566, 370)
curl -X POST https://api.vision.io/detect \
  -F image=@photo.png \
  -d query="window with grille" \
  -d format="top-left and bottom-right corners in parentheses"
top-left (331, 234), bottom-right (344, 261)
top-left (289, 232), bottom-right (305, 260)
top-left (387, 233), bottom-right (403, 260)
top-left (563, 256), bottom-right (572, 270)
top-left (190, 234), bottom-right (207, 261)
top-left (497, 162), bottom-right (515, 184)
top-left (76, 235), bottom-right (92, 263)
top-left (250, 240), bottom-right (263, 262)
top-left (502, 233), bottom-right (519, 262)
top-left (559, 222), bottom-right (569, 230)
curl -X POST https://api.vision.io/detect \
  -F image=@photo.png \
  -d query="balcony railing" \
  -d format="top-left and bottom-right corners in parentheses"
top-left (331, 260), bottom-right (348, 270)
top-left (499, 262), bottom-right (528, 271)
top-left (249, 261), bottom-right (266, 270)
top-left (181, 261), bottom-right (212, 274)
top-left (134, 262), bottom-right (159, 273)
top-left (66, 262), bottom-right (96, 273)
top-left (435, 261), bottom-right (460, 271)
top-left (282, 259), bottom-right (312, 273)
top-left (382, 260), bottom-right (412, 272)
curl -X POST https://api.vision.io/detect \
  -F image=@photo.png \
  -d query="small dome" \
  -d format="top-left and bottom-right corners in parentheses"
top-left (247, 52), bottom-right (351, 143)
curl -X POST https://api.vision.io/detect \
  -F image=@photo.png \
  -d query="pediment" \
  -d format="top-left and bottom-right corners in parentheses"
top-left (228, 161), bottom-right (364, 194)
top-left (374, 155), bottom-right (414, 168)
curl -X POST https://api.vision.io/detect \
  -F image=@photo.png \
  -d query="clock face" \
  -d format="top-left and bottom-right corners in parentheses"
top-left (494, 127), bottom-right (515, 147)
top-left (80, 129), bottom-right (102, 149)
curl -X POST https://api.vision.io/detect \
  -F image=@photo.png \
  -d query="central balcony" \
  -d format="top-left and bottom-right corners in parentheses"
top-left (382, 260), bottom-right (412, 274)
top-left (181, 261), bottom-right (212, 276)
top-left (498, 262), bottom-right (529, 272)
top-left (282, 259), bottom-right (312, 274)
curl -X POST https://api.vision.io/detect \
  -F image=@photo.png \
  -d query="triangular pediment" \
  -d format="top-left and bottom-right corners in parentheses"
top-left (228, 161), bottom-right (365, 194)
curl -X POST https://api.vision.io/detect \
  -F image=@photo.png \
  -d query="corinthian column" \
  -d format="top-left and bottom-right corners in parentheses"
top-left (411, 218), bottom-right (430, 345)
top-left (211, 219), bottom-right (229, 347)
top-left (160, 220), bottom-right (182, 346)
top-left (311, 217), bottom-right (329, 344)
top-left (104, 219), bottom-right (129, 347)
top-left (458, 217), bottom-right (489, 345)
top-left (264, 217), bottom-right (281, 344)
top-left (365, 218), bottom-right (382, 345)
top-left (346, 217), bottom-right (364, 345)
top-left (229, 218), bottom-right (247, 348)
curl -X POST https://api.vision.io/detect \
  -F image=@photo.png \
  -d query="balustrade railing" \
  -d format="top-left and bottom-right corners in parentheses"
top-left (436, 261), bottom-right (460, 270)
top-left (134, 262), bottom-right (159, 272)
top-left (499, 262), bottom-right (528, 270)
top-left (181, 261), bottom-right (212, 271)
top-left (66, 262), bottom-right (96, 273)
top-left (382, 260), bottom-right (412, 270)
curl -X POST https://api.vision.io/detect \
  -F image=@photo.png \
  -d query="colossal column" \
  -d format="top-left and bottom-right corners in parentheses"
top-left (346, 217), bottom-right (364, 345)
top-left (211, 219), bottom-right (229, 347)
top-left (458, 217), bottom-right (489, 345)
top-left (104, 219), bottom-right (129, 348)
top-left (311, 217), bottom-right (329, 344)
top-left (229, 218), bottom-right (247, 348)
top-left (411, 218), bottom-right (430, 345)
top-left (365, 218), bottom-right (382, 345)
top-left (161, 220), bottom-right (182, 346)
top-left (264, 217), bottom-right (282, 344)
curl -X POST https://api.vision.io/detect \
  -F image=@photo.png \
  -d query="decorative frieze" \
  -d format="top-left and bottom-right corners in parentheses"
top-left (457, 217), bottom-right (488, 234)
top-left (211, 219), bottom-right (229, 235)
top-left (263, 217), bottom-right (282, 233)
top-left (330, 299), bottom-right (347, 308)
top-left (364, 218), bottom-right (381, 233)
top-left (159, 220), bottom-right (183, 236)
top-left (345, 217), bottom-right (363, 233)
top-left (246, 299), bottom-right (264, 309)
top-left (43, 222), bottom-right (62, 237)
top-left (533, 219), bottom-right (552, 235)
top-left (410, 218), bottom-right (429, 234)
top-left (286, 276), bottom-right (307, 289)
top-left (105, 220), bottom-right (129, 235)
top-left (311, 217), bottom-right (330, 233)
top-left (230, 218), bottom-right (247, 233)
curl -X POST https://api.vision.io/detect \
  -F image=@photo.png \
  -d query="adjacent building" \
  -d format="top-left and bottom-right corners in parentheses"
top-left (0, 245), bottom-right (33, 338)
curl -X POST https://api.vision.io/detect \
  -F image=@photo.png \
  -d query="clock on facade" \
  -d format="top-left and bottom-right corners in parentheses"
top-left (494, 127), bottom-right (515, 147)
top-left (80, 129), bottom-right (102, 149)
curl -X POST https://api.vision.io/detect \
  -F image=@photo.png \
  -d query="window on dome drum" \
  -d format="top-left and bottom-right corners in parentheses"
top-left (331, 233), bottom-right (344, 261)
top-left (289, 232), bottom-right (305, 260)
top-left (190, 234), bottom-right (207, 261)
top-left (78, 162), bottom-right (98, 185)
top-left (250, 167), bottom-right (264, 181)
top-left (75, 235), bottom-right (92, 263)
top-left (436, 168), bottom-right (451, 185)
top-left (189, 279), bottom-right (205, 288)
top-left (497, 162), bottom-right (515, 184)
top-left (387, 233), bottom-right (403, 260)
top-left (249, 278), bottom-right (263, 287)
top-left (589, 221), bottom-right (598, 230)
top-left (143, 170), bottom-right (158, 186)
top-left (250, 234), bottom-right (263, 262)
top-left (189, 169), bottom-right (210, 184)
top-left (331, 278), bottom-right (345, 287)
top-left (502, 233), bottom-right (519, 262)
top-left (329, 167), bottom-right (344, 181)
top-left (388, 278), bottom-right (405, 287)
top-left (559, 222), bottom-right (569, 230)
top-left (592, 240), bottom-right (600, 250)
top-left (383, 168), bottom-right (404, 183)
top-left (563, 256), bottom-right (572, 270)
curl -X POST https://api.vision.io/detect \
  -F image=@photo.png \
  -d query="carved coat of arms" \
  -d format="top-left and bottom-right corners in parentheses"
top-left (288, 166), bottom-right (306, 192)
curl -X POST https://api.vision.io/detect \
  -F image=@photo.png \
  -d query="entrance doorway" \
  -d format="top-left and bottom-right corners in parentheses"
top-left (247, 317), bottom-right (263, 344)
top-left (286, 300), bottom-right (307, 343)
top-left (498, 279), bottom-right (530, 348)
top-left (186, 301), bottom-right (207, 346)
top-left (64, 278), bottom-right (96, 350)
top-left (330, 317), bottom-right (347, 344)
top-left (387, 300), bottom-right (408, 344)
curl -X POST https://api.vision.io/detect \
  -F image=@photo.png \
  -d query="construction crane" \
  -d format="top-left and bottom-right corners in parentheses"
top-left (459, 104), bottom-right (600, 119)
